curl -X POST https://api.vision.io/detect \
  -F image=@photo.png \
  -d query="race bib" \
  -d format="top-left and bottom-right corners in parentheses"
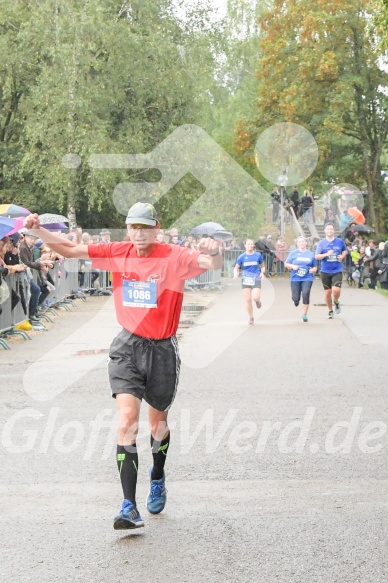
top-left (296, 267), bottom-right (308, 277)
top-left (327, 254), bottom-right (339, 262)
top-left (242, 275), bottom-right (256, 286)
top-left (122, 281), bottom-right (157, 308)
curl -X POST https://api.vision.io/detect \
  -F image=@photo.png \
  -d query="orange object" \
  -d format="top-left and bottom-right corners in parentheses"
top-left (347, 207), bottom-right (365, 224)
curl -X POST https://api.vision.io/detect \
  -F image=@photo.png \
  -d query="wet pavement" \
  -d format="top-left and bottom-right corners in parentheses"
top-left (1, 279), bottom-right (387, 582)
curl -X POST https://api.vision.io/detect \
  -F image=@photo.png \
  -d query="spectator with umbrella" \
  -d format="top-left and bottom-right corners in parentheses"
top-left (0, 216), bottom-right (17, 239)
top-left (0, 236), bottom-right (27, 276)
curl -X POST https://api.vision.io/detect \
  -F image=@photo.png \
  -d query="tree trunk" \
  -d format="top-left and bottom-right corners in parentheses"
top-left (67, 198), bottom-right (77, 229)
top-left (356, 102), bottom-right (377, 229)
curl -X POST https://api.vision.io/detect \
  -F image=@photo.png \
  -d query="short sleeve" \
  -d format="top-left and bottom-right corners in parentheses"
top-left (236, 254), bottom-right (244, 266)
top-left (88, 242), bottom-right (120, 271)
top-left (285, 252), bottom-right (293, 264)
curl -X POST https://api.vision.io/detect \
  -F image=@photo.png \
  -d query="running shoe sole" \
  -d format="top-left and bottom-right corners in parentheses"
top-left (113, 516), bottom-right (144, 530)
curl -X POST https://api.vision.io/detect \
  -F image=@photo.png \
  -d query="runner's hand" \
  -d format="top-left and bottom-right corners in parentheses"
top-left (197, 237), bottom-right (219, 256)
top-left (23, 213), bottom-right (40, 230)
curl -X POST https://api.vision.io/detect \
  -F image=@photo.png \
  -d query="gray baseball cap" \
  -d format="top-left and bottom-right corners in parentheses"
top-left (125, 202), bottom-right (158, 226)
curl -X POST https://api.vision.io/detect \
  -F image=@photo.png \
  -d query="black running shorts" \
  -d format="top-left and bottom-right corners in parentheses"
top-left (108, 329), bottom-right (181, 411)
top-left (320, 271), bottom-right (343, 290)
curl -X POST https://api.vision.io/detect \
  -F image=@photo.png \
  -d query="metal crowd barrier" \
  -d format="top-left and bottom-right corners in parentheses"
top-left (0, 259), bottom-right (97, 349)
top-left (0, 273), bottom-right (32, 349)
top-left (31, 259), bottom-right (84, 314)
top-left (79, 262), bottom-right (112, 295)
top-left (185, 268), bottom-right (222, 291)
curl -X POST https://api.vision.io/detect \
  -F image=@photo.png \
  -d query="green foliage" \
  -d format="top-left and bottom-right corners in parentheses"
top-left (375, 0), bottom-right (388, 49)
top-left (0, 0), bottom-right (221, 228)
top-left (236, 0), bottom-right (388, 234)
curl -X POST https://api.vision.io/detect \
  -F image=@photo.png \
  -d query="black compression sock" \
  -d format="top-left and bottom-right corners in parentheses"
top-left (150, 432), bottom-right (170, 480)
top-left (117, 443), bottom-right (138, 504)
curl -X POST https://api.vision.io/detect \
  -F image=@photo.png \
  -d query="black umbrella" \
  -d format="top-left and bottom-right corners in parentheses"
top-left (191, 222), bottom-right (225, 237)
top-left (213, 230), bottom-right (234, 241)
top-left (350, 224), bottom-right (375, 233)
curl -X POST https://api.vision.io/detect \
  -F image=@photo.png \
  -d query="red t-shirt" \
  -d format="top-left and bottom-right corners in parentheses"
top-left (88, 242), bottom-right (205, 339)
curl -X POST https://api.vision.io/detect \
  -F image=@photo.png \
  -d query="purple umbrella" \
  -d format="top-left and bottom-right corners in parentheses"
top-left (44, 222), bottom-right (68, 231)
top-left (0, 217), bottom-right (16, 238)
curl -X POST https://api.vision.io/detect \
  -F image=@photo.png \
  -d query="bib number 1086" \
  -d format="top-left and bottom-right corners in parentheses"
top-left (123, 280), bottom-right (158, 308)
top-left (127, 289), bottom-right (151, 300)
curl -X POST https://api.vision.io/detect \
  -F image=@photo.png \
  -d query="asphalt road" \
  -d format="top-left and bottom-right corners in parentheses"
top-left (1, 277), bottom-right (387, 583)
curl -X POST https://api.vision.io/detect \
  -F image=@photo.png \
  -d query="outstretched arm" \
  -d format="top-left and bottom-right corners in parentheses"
top-left (24, 214), bottom-right (90, 259)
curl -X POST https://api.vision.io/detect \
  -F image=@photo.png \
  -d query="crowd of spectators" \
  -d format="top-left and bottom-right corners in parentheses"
top-left (252, 231), bottom-right (388, 288)
top-left (1, 219), bottom-right (388, 336)
top-left (0, 230), bottom-right (64, 330)
top-left (270, 185), bottom-right (316, 227)
top-left (269, 184), bottom-right (372, 239)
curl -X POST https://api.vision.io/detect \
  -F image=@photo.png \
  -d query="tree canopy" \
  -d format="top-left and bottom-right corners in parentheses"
top-left (1, 0), bottom-right (388, 236)
top-left (235, 0), bottom-right (388, 234)
top-left (0, 0), bottom-right (221, 228)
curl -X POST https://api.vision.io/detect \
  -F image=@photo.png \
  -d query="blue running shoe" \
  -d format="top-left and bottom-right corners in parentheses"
top-left (146, 467), bottom-right (167, 514)
top-left (302, 314), bottom-right (308, 322)
top-left (113, 499), bottom-right (144, 530)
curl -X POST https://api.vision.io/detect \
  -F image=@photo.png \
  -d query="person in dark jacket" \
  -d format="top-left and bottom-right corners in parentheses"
top-left (290, 186), bottom-right (300, 218)
top-left (363, 240), bottom-right (379, 289)
top-left (270, 187), bottom-right (280, 223)
top-left (376, 241), bottom-right (388, 290)
top-left (19, 232), bottom-right (51, 324)
top-left (300, 190), bottom-right (313, 226)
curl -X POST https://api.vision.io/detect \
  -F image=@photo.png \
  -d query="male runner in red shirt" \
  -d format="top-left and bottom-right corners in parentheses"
top-left (24, 202), bottom-right (222, 530)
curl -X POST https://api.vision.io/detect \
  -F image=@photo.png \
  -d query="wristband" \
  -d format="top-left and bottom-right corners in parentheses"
top-left (208, 250), bottom-right (219, 257)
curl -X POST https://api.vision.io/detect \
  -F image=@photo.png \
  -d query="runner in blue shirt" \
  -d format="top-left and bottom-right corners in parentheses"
top-left (234, 238), bottom-right (265, 325)
top-left (285, 236), bottom-right (317, 322)
top-left (315, 222), bottom-right (348, 319)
